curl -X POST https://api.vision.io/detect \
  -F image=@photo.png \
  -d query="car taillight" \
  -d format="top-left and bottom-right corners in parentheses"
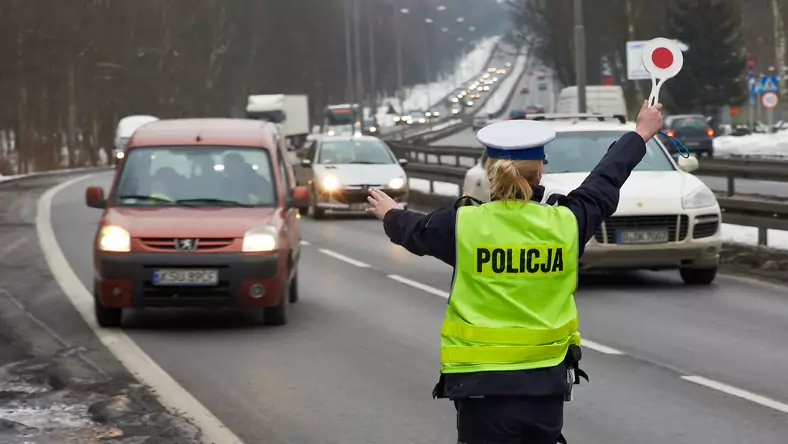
top-left (666, 130), bottom-right (675, 137)
top-left (707, 128), bottom-right (714, 136)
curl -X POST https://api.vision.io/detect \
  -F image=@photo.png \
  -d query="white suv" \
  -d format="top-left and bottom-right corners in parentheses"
top-left (462, 117), bottom-right (722, 285)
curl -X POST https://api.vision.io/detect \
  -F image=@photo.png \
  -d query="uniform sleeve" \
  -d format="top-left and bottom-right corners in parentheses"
top-left (382, 207), bottom-right (457, 266)
top-left (563, 131), bottom-right (647, 255)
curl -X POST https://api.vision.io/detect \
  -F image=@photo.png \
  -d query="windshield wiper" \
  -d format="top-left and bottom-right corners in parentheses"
top-left (117, 194), bottom-right (181, 204)
top-left (175, 198), bottom-right (253, 208)
top-left (349, 161), bottom-right (377, 164)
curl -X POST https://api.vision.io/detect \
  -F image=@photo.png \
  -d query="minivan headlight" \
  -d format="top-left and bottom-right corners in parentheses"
top-left (682, 187), bottom-right (717, 209)
top-left (242, 226), bottom-right (278, 252)
top-left (388, 177), bottom-right (406, 189)
top-left (99, 226), bottom-right (131, 252)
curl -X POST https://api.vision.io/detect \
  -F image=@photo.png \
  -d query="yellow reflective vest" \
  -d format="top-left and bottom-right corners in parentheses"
top-left (441, 200), bottom-right (581, 374)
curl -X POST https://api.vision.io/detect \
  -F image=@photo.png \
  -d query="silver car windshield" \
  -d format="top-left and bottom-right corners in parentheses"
top-left (317, 140), bottom-right (396, 165)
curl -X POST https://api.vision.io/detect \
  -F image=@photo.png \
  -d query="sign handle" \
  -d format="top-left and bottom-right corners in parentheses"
top-left (648, 76), bottom-right (664, 107)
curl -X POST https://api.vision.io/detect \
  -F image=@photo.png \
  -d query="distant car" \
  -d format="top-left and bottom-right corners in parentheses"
top-left (425, 110), bottom-right (441, 120)
top-left (462, 97), bottom-right (476, 107)
top-left (525, 105), bottom-right (540, 114)
top-left (325, 124), bottom-right (354, 136)
top-left (406, 110), bottom-right (427, 124)
top-left (472, 114), bottom-right (498, 131)
top-left (114, 115), bottom-right (159, 162)
top-left (509, 109), bottom-right (526, 120)
top-left (298, 135), bottom-right (409, 219)
top-left (363, 118), bottom-right (378, 135)
top-left (663, 114), bottom-right (715, 157)
top-left (86, 118), bottom-right (309, 327)
top-left (537, 73), bottom-right (546, 81)
top-left (462, 118), bottom-right (721, 285)
top-left (469, 93), bottom-right (482, 99)
top-left (451, 106), bottom-right (462, 115)
top-left (520, 87), bottom-right (529, 94)
top-left (538, 83), bottom-right (547, 91)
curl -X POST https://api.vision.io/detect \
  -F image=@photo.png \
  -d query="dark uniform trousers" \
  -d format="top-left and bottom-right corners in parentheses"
top-left (455, 396), bottom-right (565, 444)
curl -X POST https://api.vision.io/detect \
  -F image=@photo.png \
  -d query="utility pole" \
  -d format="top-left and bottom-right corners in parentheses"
top-left (396, 10), bottom-right (406, 115)
top-left (574, 0), bottom-right (587, 113)
top-left (343, 0), bottom-right (354, 105)
top-left (352, 0), bottom-right (365, 131)
top-left (368, 2), bottom-right (377, 121)
top-left (424, 19), bottom-right (434, 110)
top-left (773, 0), bottom-right (786, 104)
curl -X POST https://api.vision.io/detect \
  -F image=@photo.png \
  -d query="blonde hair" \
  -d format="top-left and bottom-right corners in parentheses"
top-left (485, 158), bottom-right (542, 202)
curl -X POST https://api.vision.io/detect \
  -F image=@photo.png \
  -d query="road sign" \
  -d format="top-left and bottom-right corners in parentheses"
top-left (762, 92), bottom-right (779, 108)
top-left (626, 41), bottom-right (652, 80)
top-left (748, 73), bottom-right (757, 97)
top-left (761, 75), bottom-right (779, 93)
top-left (641, 38), bottom-right (684, 106)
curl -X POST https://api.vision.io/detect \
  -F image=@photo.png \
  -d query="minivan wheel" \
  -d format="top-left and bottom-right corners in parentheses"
top-left (263, 277), bottom-right (289, 326)
top-left (93, 281), bottom-right (123, 328)
top-left (289, 270), bottom-right (300, 303)
top-left (679, 267), bottom-right (718, 285)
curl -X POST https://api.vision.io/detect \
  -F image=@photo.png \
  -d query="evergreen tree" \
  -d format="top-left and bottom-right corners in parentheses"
top-left (666, 0), bottom-right (747, 114)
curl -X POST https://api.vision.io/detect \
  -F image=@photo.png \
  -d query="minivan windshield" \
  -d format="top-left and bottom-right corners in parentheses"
top-left (114, 147), bottom-right (276, 207)
top-left (317, 139), bottom-right (395, 165)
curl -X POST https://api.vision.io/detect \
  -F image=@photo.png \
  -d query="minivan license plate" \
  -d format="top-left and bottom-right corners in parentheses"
top-left (618, 230), bottom-right (669, 244)
top-left (153, 269), bottom-right (218, 286)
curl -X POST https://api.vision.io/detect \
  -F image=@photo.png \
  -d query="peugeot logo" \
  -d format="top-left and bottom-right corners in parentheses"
top-left (174, 239), bottom-right (199, 251)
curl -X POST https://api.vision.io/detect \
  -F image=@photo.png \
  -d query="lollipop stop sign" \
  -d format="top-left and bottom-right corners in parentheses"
top-left (641, 37), bottom-right (684, 107)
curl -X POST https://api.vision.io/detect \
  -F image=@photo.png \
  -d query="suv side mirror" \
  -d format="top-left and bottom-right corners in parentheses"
top-left (86, 186), bottom-right (106, 209)
top-left (301, 158), bottom-right (312, 167)
top-left (678, 155), bottom-right (699, 173)
top-left (292, 186), bottom-right (309, 211)
top-left (398, 158), bottom-right (408, 166)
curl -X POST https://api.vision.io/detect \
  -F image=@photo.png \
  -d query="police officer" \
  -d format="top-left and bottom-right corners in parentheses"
top-left (365, 100), bottom-right (664, 443)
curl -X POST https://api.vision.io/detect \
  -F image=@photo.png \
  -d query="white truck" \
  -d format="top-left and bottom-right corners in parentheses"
top-left (114, 115), bottom-right (159, 162)
top-left (246, 94), bottom-right (310, 149)
top-left (556, 86), bottom-right (628, 118)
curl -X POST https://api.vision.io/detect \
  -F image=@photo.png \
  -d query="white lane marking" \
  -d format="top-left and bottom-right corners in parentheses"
top-left (682, 375), bottom-right (788, 414)
top-left (318, 248), bottom-right (370, 268)
top-left (581, 339), bottom-right (625, 355)
top-left (36, 174), bottom-right (245, 444)
top-left (387, 274), bottom-right (449, 299)
top-left (300, 240), bottom-right (310, 246)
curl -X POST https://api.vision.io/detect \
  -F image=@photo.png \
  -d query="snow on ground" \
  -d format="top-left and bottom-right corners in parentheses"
top-left (480, 51), bottom-right (527, 115)
top-left (410, 177), bottom-right (788, 250)
top-left (375, 35), bottom-right (501, 125)
top-left (713, 129), bottom-right (788, 157)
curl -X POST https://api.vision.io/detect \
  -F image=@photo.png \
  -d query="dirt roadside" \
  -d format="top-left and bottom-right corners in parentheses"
top-left (0, 175), bottom-right (201, 444)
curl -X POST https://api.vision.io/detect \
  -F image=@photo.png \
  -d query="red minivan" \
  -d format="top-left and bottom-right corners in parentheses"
top-left (85, 119), bottom-right (309, 327)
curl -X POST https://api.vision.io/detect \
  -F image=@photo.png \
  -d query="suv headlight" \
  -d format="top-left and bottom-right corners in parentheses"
top-left (321, 176), bottom-right (341, 191)
top-left (242, 226), bottom-right (278, 252)
top-left (682, 186), bottom-right (717, 209)
top-left (388, 177), bottom-right (405, 189)
top-left (99, 226), bottom-right (130, 252)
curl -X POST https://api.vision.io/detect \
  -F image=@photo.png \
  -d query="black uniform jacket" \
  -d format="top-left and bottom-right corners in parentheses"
top-left (382, 131), bottom-right (648, 399)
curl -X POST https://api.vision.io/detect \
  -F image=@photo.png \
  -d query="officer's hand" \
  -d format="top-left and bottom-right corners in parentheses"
top-left (366, 188), bottom-right (404, 220)
top-left (635, 99), bottom-right (663, 142)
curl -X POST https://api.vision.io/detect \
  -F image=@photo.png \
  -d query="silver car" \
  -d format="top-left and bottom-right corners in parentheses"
top-left (297, 136), bottom-right (409, 219)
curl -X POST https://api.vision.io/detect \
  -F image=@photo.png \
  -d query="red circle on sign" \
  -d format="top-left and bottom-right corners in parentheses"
top-left (651, 47), bottom-right (674, 69)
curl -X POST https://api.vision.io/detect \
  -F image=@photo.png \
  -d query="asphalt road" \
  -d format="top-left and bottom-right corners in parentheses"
top-left (48, 171), bottom-right (788, 443)
top-left (431, 61), bottom-right (556, 148)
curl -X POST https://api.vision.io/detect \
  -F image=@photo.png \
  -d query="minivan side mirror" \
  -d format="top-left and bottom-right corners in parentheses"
top-left (301, 158), bottom-right (312, 167)
top-left (398, 158), bottom-right (408, 166)
top-left (86, 186), bottom-right (106, 209)
top-left (677, 155), bottom-right (699, 173)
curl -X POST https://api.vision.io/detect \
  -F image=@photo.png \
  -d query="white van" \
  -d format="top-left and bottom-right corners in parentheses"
top-left (556, 86), bottom-right (627, 117)
top-left (114, 115), bottom-right (159, 160)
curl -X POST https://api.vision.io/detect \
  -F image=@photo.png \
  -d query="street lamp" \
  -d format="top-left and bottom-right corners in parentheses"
top-left (437, 5), bottom-right (447, 11)
top-left (395, 8), bottom-right (410, 114)
top-left (456, 17), bottom-right (465, 23)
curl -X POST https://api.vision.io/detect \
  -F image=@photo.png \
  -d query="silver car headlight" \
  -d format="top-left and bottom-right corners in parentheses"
top-left (682, 186), bottom-right (717, 209)
top-left (388, 177), bottom-right (406, 189)
top-left (242, 226), bottom-right (278, 252)
top-left (321, 175), bottom-right (341, 191)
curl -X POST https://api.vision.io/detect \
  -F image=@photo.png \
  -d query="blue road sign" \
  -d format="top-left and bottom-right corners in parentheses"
top-left (761, 75), bottom-right (779, 93)
top-left (748, 73), bottom-right (757, 97)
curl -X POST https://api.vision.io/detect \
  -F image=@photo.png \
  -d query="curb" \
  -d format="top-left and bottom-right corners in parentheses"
top-left (0, 167), bottom-right (112, 186)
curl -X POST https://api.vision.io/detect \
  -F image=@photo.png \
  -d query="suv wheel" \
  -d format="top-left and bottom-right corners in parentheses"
top-left (679, 267), bottom-right (717, 285)
top-left (310, 188), bottom-right (326, 220)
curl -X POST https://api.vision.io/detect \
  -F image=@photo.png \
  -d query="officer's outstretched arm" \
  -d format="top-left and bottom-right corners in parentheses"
top-left (382, 207), bottom-right (458, 266)
top-left (563, 132), bottom-right (646, 252)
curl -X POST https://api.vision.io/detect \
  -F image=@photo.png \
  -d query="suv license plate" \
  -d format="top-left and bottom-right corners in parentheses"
top-left (153, 269), bottom-right (218, 286)
top-left (618, 230), bottom-right (669, 244)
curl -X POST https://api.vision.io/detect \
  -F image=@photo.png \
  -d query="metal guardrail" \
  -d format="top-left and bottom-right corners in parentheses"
top-left (387, 141), bottom-right (788, 246)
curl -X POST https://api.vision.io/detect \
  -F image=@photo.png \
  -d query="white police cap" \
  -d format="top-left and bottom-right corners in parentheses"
top-left (476, 120), bottom-right (556, 162)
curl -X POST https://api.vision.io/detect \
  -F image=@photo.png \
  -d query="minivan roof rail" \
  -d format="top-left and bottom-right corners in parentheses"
top-left (527, 113), bottom-right (627, 124)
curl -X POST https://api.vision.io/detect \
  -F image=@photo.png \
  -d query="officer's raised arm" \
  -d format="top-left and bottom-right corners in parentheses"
top-left (562, 100), bottom-right (664, 250)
